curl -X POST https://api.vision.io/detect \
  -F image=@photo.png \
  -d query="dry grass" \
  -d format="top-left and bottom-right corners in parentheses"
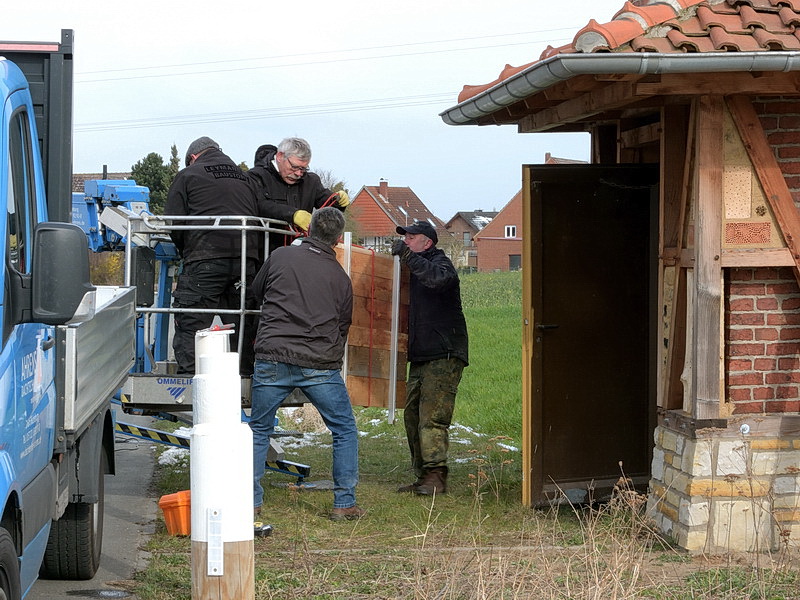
top-left (137, 409), bottom-right (800, 600)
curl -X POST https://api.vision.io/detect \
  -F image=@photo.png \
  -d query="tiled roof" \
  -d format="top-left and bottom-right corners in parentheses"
top-left (449, 210), bottom-right (499, 231)
top-left (354, 183), bottom-right (447, 238)
top-left (457, 0), bottom-right (800, 104)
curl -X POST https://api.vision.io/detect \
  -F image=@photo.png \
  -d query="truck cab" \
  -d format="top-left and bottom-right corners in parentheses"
top-left (0, 31), bottom-right (136, 599)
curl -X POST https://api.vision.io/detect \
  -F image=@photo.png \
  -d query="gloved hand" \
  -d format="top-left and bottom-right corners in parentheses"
top-left (335, 190), bottom-right (350, 208)
top-left (293, 210), bottom-right (312, 231)
top-left (391, 238), bottom-right (412, 263)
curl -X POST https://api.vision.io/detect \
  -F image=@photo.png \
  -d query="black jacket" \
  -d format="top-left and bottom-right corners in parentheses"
top-left (164, 148), bottom-right (260, 263)
top-left (252, 238), bottom-right (352, 370)
top-left (246, 144), bottom-right (337, 221)
top-left (405, 247), bottom-right (469, 365)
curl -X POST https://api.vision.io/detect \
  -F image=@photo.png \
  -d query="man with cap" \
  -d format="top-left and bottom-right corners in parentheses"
top-left (391, 221), bottom-right (469, 495)
top-left (246, 137), bottom-right (349, 254)
top-left (164, 137), bottom-right (261, 375)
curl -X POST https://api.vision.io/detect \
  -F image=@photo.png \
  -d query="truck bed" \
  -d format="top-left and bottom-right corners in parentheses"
top-left (59, 286), bottom-right (136, 435)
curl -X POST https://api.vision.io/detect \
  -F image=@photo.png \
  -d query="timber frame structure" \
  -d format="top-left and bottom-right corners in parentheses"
top-left (442, 0), bottom-right (800, 552)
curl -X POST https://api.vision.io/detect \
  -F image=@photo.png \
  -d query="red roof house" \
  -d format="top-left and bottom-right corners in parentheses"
top-left (473, 193), bottom-right (522, 272)
top-left (349, 179), bottom-right (447, 251)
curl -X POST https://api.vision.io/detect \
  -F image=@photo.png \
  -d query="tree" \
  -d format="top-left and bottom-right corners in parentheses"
top-left (131, 152), bottom-right (174, 214)
top-left (314, 169), bottom-right (362, 242)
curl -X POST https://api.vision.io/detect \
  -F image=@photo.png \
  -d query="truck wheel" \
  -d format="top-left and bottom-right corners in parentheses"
top-left (40, 452), bottom-right (106, 580)
top-left (0, 528), bottom-right (21, 600)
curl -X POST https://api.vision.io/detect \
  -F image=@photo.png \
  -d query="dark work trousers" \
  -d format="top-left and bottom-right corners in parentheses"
top-left (172, 257), bottom-right (258, 375)
top-left (404, 357), bottom-right (466, 478)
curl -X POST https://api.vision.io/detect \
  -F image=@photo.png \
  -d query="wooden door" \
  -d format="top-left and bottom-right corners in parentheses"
top-left (522, 164), bottom-right (658, 505)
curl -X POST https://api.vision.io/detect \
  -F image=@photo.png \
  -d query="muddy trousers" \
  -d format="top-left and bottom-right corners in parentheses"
top-left (404, 358), bottom-right (465, 479)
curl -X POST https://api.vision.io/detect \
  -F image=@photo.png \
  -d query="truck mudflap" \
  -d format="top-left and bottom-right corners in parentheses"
top-left (58, 286), bottom-right (136, 437)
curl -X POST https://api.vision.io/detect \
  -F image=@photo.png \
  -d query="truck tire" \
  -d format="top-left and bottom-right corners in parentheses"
top-left (39, 452), bottom-right (106, 580)
top-left (0, 528), bottom-right (21, 600)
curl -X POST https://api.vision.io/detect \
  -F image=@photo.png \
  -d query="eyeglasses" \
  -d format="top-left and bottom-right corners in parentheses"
top-left (285, 156), bottom-right (309, 174)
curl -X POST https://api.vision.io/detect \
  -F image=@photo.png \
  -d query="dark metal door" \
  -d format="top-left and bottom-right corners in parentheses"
top-left (524, 164), bottom-right (658, 505)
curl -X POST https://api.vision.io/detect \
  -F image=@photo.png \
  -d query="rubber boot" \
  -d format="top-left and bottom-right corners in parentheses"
top-left (415, 467), bottom-right (447, 496)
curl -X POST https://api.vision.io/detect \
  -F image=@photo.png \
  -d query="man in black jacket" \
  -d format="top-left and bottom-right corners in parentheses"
top-left (246, 137), bottom-right (349, 253)
top-left (392, 221), bottom-right (469, 495)
top-left (249, 207), bottom-right (364, 522)
top-left (164, 136), bottom-right (260, 375)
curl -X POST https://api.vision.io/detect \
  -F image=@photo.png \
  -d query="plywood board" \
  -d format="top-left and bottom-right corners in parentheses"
top-left (334, 244), bottom-right (408, 410)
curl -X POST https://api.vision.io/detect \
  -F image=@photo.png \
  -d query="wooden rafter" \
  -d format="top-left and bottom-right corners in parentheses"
top-left (726, 95), bottom-right (800, 287)
top-left (636, 71), bottom-right (800, 97)
top-left (519, 81), bottom-right (651, 132)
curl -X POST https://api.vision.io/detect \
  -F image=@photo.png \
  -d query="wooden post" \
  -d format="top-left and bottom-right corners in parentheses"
top-left (691, 96), bottom-right (724, 420)
top-left (191, 329), bottom-right (254, 600)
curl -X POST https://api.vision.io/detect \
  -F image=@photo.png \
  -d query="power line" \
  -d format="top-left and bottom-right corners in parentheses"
top-left (77, 27), bottom-right (578, 77)
top-left (76, 33), bottom-right (577, 84)
top-left (74, 92), bottom-right (455, 132)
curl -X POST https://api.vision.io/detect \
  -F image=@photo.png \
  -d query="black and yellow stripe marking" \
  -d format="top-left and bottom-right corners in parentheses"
top-left (266, 460), bottom-right (311, 479)
top-left (115, 421), bottom-right (190, 448)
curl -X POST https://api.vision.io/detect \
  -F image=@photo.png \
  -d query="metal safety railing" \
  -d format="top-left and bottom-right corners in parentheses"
top-left (121, 212), bottom-right (296, 367)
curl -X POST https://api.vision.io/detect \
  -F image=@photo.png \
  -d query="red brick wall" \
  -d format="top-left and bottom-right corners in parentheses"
top-left (756, 97), bottom-right (800, 208)
top-left (726, 267), bottom-right (800, 414)
top-left (475, 238), bottom-right (523, 272)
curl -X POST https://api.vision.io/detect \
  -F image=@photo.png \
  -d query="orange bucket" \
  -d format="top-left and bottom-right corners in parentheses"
top-left (158, 490), bottom-right (191, 536)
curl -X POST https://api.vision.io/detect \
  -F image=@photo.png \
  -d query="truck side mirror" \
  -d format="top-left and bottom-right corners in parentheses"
top-left (32, 222), bottom-right (97, 325)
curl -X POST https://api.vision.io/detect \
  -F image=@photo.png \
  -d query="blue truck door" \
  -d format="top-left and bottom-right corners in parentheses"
top-left (0, 77), bottom-right (58, 595)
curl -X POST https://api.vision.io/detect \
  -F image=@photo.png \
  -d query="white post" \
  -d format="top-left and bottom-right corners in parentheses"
top-left (190, 328), bottom-right (254, 599)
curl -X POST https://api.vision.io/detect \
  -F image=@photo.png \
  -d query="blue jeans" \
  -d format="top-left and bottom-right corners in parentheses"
top-left (250, 360), bottom-right (359, 509)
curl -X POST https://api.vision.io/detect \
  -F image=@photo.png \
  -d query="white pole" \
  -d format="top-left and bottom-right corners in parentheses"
top-left (190, 328), bottom-right (254, 600)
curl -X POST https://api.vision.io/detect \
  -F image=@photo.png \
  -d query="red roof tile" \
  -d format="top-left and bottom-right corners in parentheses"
top-left (457, 0), bottom-right (800, 103)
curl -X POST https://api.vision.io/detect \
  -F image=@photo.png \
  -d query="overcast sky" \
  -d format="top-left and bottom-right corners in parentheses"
top-left (5, 0), bottom-right (627, 220)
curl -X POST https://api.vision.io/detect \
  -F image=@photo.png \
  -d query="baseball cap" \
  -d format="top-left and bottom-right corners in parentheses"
top-left (396, 221), bottom-right (438, 245)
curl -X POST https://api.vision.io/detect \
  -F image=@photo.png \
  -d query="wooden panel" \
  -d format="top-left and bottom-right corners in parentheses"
top-left (347, 376), bottom-right (406, 409)
top-left (334, 244), bottom-right (408, 410)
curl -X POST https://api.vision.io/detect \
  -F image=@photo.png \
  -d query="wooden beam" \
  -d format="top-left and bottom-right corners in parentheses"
top-left (721, 248), bottom-right (795, 267)
top-left (660, 104), bottom-right (692, 411)
top-left (520, 81), bottom-right (651, 132)
top-left (637, 72), bottom-right (800, 96)
top-left (692, 96), bottom-right (724, 420)
top-left (620, 121), bottom-right (661, 149)
top-left (726, 95), bottom-right (800, 288)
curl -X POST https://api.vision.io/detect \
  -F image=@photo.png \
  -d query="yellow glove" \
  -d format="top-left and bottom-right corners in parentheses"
top-left (335, 190), bottom-right (351, 208)
top-left (292, 210), bottom-right (312, 231)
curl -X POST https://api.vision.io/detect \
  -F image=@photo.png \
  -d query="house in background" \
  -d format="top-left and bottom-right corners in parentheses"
top-left (349, 179), bottom-right (446, 251)
top-left (445, 209), bottom-right (497, 269)
top-left (471, 155), bottom-right (584, 272)
top-left (474, 191), bottom-right (523, 272)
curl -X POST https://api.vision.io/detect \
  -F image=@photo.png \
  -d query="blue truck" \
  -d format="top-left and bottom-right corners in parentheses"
top-left (0, 30), bottom-right (136, 599)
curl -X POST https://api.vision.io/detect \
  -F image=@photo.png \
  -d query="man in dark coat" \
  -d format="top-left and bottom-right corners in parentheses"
top-left (246, 137), bottom-right (349, 253)
top-left (164, 136), bottom-right (260, 375)
top-left (249, 207), bottom-right (364, 522)
top-left (391, 221), bottom-right (469, 495)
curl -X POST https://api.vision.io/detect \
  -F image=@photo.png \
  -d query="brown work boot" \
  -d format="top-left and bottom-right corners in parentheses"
top-left (397, 478), bottom-right (424, 493)
top-left (330, 505), bottom-right (367, 522)
top-left (415, 467), bottom-right (447, 496)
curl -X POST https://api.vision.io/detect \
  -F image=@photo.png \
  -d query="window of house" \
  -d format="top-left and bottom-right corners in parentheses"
top-left (505, 225), bottom-right (516, 238)
top-left (462, 232), bottom-right (471, 244)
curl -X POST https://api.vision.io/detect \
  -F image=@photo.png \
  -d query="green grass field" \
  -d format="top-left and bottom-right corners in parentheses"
top-left (134, 269), bottom-right (800, 600)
